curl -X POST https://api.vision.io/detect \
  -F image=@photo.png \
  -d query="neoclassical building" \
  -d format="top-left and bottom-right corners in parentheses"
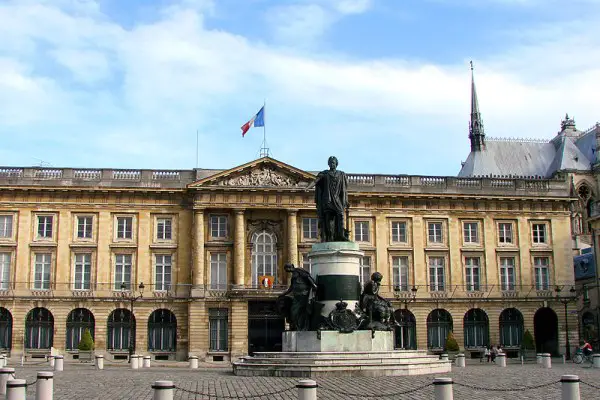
top-left (0, 155), bottom-right (577, 361)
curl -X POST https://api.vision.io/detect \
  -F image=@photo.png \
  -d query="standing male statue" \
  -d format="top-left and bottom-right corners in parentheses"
top-left (307, 156), bottom-right (349, 242)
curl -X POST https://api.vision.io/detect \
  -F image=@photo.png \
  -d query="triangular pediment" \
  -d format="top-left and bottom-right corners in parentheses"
top-left (188, 157), bottom-right (315, 188)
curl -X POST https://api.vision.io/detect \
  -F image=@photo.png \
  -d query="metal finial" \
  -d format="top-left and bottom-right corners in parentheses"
top-left (470, 60), bottom-right (474, 71)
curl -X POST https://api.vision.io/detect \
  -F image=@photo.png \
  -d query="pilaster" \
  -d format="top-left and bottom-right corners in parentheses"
top-left (193, 209), bottom-right (205, 291)
top-left (287, 209), bottom-right (298, 266)
top-left (234, 209), bottom-right (246, 287)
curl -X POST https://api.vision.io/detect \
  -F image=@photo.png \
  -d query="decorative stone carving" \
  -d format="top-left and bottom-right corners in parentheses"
top-left (218, 167), bottom-right (303, 187)
top-left (328, 301), bottom-right (358, 333)
top-left (246, 219), bottom-right (282, 243)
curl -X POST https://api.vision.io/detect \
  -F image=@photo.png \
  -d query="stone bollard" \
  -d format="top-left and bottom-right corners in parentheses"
top-left (131, 355), bottom-right (139, 370)
top-left (189, 356), bottom-right (198, 369)
top-left (562, 354), bottom-right (566, 364)
top-left (0, 355), bottom-right (5, 368)
top-left (0, 367), bottom-right (15, 395)
top-left (497, 353), bottom-right (506, 367)
top-left (593, 354), bottom-right (600, 369)
top-left (48, 356), bottom-right (55, 369)
top-left (297, 379), bottom-right (317, 400)
top-left (95, 355), bottom-right (104, 370)
top-left (143, 356), bottom-right (151, 368)
top-left (6, 379), bottom-right (26, 400)
top-left (152, 380), bottom-right (174, 400)
top-left (440, 354), bottom-right (449, 361)
top-left (561, 375), bottom-right (580, 400)
top-left (433, 377), bottom-right (453, 400)
top-left (455, 354), bottom-right (465, 368)
top-left (53, 355), bottom-right (64, 372)
top-left (536, 353), bottom-right (542, 364)
top-left (35, 371), bottom-right (53, 400)
top-left (541, 353), bottom-right (552, 369)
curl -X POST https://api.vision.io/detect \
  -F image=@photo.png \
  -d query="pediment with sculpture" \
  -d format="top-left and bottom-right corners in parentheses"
top-left (188, 157), bottom-right (315, 188)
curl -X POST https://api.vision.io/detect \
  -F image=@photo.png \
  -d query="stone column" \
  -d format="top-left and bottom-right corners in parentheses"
top-left (234, 210), bottom-right (246, 288)
top-left (287, 210), bottom-right (298, 266)
top-left (193, 209), bottom-right (205, 289)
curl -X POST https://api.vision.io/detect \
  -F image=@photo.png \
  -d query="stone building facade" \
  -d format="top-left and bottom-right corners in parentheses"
top-left (0, 156), bottom-right (577, 361)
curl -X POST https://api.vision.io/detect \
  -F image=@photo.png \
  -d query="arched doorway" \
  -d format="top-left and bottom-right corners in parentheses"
top-left (66, 308), bottom-right (95, 350)
top-left (464, 309), bottom-right (489, 349)
top-left (394, 309), bottom-right (416, 349)
top-left (534, 307), bottom-right (558, 355)
top-left (499, 308), bottom-right (524, 349)
top-left (427, 309), bottom-right (453, 350)
top-left (251, 230), bottom-right (278, 286)
top-left (25, 307), bottom-right (54, 349)
top-left (248, 301), bottom-right (284, 355)
top-left (0, 308), bottom-right (12, 350)
top-left (107, 309), bottom-right (135, 351)
top-left (148, 309), bottom-right (176, 352)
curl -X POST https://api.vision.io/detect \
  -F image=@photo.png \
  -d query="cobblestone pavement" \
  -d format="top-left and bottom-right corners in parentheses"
top-left (2, 360), bottom-right (599, 399)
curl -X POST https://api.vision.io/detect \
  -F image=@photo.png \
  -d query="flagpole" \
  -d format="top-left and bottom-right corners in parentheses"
top-left (196, 129), bottom-right (199, 168)
top-left (263, 100), bottom-right (267, 157)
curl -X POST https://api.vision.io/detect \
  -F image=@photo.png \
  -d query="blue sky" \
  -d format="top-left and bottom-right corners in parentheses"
top-left (1, 0), bottom-right (600, 175)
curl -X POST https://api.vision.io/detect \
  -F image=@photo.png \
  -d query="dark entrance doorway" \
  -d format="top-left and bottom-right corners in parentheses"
top-left (248, 301), bottom-right (285, 355)
top-left (534, 307), bottom-right (558, 355)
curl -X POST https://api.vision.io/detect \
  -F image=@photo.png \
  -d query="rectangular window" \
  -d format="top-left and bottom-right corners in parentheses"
top-left (302, 254), bottom-right (312, 275)
top-left (391, 221), bottom-right (407, 243)
top-left (465, 257), bottom-right (480, 291)
top-left (0, 253), bottom-right (10, 290)
top-left (302, 218), bottom-right (318, 240)
top-left (210, 216), bottom-right (228, 238)
top-left (116, 217), bottom-right (133, 239)
top-left (37, 215), bottom-right (53, 239)
top-left (210, 253), bottom-right (227, 290)
top-left (532, 223), bottom-right (547, 244)
top-left (428, 222), bottom-right (443, 243)
top-left (156, 218), bottom-right (172, 240)
top-left (354, 221), bottom-right (370, 242)
top-left (429, 257), bottom-right (445, 291)
top-left (77, 216), bottom-right (93, 239)
top-left (463, 222), bottom-right (479, 243)
top-left (500, 257), bottom-right (515, 291)
top-left (209, 308), bottom-right (228, 351)
top-left (114, 254), bottom-right (132, 290)
top-left (0, 215), bottom-right (13, 238)
top-left (359, 256), bottom-right (371, 286)
top-left (534, 257), bottom-right (550, 290)
top-left (34, 253), bottom-right (51, 290)
top-left (498, 223), bottom-right (513, 244)
top-left (392, 256), bottom-right (409, 291)
top-left (155, 254), bottom-right (172, 291)
top-left (73, 253), bottom-right (91, 290)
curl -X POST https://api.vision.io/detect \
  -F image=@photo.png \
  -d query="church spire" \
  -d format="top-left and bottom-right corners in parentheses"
top-left (469, 61), bottom-right (485, 152)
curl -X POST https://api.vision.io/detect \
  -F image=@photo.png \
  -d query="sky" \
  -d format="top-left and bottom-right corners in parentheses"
top-left (1, 0), bottom-right (600, 176)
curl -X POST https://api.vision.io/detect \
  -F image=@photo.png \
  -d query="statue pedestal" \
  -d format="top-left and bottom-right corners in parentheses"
top-left (283, 331), bottom-right (393, 352)
top-left (309, 241), bottom-right (363, 318)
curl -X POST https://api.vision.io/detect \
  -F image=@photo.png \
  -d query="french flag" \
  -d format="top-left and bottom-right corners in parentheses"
top-left (241, 106), bottom-right (265, 137)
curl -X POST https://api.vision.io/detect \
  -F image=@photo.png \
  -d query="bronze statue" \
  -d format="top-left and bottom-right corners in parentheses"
top-left (358, 272), bottom-right (396, 331)
top-left (278, 263), bottom-right (318, 331)
top-left (307, 156), bottom-right (349, 242)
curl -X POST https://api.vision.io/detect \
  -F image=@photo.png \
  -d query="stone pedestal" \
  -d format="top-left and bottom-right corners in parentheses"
top-left (283, 331), bottom-right (393, 352)
top-left (309, 242), bottom-right (363, 318)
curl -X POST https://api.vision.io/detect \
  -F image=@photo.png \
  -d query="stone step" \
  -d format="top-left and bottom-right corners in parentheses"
top-left (250, 350), bottom-right (429, 359)
top-left (237, 356), bottom-right (443, 365)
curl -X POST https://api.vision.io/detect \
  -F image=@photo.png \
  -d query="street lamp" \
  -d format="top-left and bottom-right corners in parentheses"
top-left (120, 281), bottom-right (145, 361)
top-left (555, 286), bottom-right (577, 359)
top-left (394, 286), bottom-right (418, 349)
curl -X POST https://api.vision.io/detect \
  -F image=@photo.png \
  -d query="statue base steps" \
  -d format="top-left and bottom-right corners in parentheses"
top-left (282, 330), bottom-right (393, 352)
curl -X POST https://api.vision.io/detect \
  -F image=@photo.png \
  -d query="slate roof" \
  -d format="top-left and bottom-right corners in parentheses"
top-left (458, 125), bottom-right (600, 178)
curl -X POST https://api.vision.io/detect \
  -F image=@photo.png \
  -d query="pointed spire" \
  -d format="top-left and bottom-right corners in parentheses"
top-left (469, 61), bottom-right (485, 152)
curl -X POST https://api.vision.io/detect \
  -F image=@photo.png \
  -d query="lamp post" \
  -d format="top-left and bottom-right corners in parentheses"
top-left (555, 286), bottom-right (577, 359)
top-left (394, 286), bottom-right (418, 349)
top-left (120, 281), bottom-right (145, 362)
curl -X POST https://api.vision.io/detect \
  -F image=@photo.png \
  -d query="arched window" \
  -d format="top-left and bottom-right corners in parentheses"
top-left (25, 307), bottom-right (54, 349)
top-left (394, 309), bottom-right (416, 350)
top-left (499, 308), bottom-right (523, 348)
top-left (66, 308), bottom-right (95, 350)
top-left (464, 309), bottom-right (489, 348)
top-left (148, 309), bottom-right (176, 352)
top-left (427, 309), bottom-right (453, 349)
top-left (251, 230), bottom-right (278, 286)
top-left (0, 308), bottom-right (12, 350)
top-left (107, 309), bottom-right (135, 351)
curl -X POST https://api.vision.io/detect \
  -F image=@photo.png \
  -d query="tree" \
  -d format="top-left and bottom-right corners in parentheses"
top-left (522, 329), bottom-right (535, 350)
top-left (78, 328), bottom-right (95, 351)
top-left (444, 331), bottom-right (459, 352)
